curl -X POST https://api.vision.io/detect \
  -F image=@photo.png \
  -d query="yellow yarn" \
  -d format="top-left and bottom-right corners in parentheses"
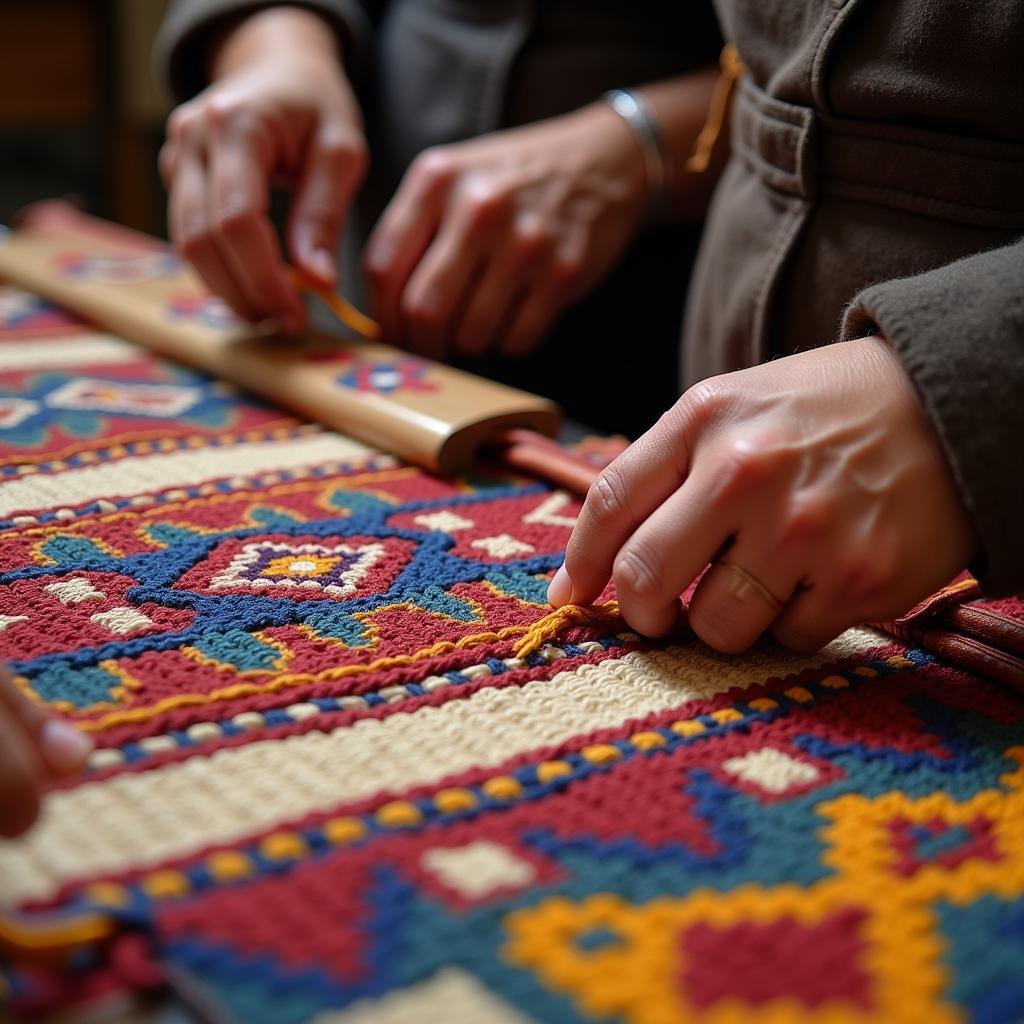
top-left (512, 601), bottom-right (622, 658)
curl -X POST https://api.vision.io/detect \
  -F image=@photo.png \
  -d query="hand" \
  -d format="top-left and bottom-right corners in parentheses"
top-left (364, 102), bottom-right (649, 358)
top-left (160, 9), bottom-right (367, 334)
top-left (550, 337), bottom-right (978, 653)
top-left (0, 666), bottom-right (91, 838)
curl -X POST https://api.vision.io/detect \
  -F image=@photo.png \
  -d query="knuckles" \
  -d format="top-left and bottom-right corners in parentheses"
top-left (551, 250), bottom-right (585, 292)
top-left (399, 287), bottom-right (445, 333)
top-left (508, 222), bottom-right (553, 264)
top-left (318, 131), bottom-right (369, 181)
top-left (833, 543), bottom-right (901, 608)
top-left (166, 103), bottom-right (199, 145)
top-left (775, 493), bottom-right (832, 550)
top-left (408, 148), bottom-right (459, 193)
top-left (613, 543), bottom-right (663, 601)
top-left (455, 178), bottom-right (513, 231)
top-left (204, 94), bottom-right (246, 131)
top-left (677, 378), bottom-right (729, 427)
top-left (210, 203), bottom-right (257, 246)
top-left (585, 468), bottom-right (630, 527)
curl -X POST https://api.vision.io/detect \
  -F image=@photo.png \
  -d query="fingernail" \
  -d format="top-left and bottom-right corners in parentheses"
top-left (309, 248), bottom-right (336, 283)
top-left (547, 564), bottom-right (574, 607)
top-left (41, 719), bottom-right (92, 774)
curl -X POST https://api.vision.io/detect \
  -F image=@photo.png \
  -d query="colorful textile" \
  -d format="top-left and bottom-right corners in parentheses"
top-left (1, 284), bottom-right (1024, 1023)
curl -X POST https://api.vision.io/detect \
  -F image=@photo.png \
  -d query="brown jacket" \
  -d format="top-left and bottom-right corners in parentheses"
top-left (689, 0), bottom-right (1024, 595)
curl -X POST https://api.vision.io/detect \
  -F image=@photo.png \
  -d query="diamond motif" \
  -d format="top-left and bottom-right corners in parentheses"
top-left (174, 534), bottom-right (417, 603)
top-left (45, 578), bottom-right (107, 605)
top-left (413, 511), bottom-right (475, 532)
top-left (210, 541), bottom-right (386, 598)
top-left (722, 747), bottom-right (821, 794)
top-left (421, 841), bottom-right (537, 900)
top-left (470, 534), bottom-right (536, 559)
top-left (44, 378), bottom-right (201, 417)
top-left (90, 607), bottom-right (155, 635)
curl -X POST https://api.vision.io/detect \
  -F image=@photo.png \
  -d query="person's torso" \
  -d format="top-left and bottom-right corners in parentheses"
top-left (683, 0), bottom-right (1024, 385)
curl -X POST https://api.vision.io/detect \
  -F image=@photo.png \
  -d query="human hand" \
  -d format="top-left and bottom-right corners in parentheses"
top-left (550, 337), bottom-right (978, 653)
top-left (160, 9), bottom-right (367, 334)
top-left (0, 666), bottom-right (91, 838)
top-left (364, 102), bottom-right (649, 358)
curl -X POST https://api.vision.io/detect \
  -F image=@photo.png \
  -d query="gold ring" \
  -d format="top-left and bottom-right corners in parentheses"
top-left (718, 559), bottom-right (784, 612)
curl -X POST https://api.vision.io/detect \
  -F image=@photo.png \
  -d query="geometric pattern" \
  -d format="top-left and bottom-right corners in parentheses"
top-left (43, 377), bottom-right (202, 417)
top-left (186, 537), bottom-right (397, 600)
top-left (334, 354), bottom-right (437, 395)
top-left (55, 249), bottom-right (181, 284)
top-left (1, 278), bottom-right (1024, 1024)
top-left (167, 291), bottom-right (242, 329)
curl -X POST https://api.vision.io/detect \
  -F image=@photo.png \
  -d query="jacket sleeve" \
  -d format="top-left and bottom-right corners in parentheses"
top-left (154, 0), bottom-right (383, 102)
top-left (841, 238), bottom-right (1024, 596)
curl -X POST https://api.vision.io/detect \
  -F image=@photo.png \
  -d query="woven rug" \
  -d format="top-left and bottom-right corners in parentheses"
top-left (1, 282), bottom-right (1024, 1023)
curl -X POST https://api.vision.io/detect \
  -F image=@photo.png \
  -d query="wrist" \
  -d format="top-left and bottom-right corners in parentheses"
top-left (210, 7), bottom-right (342, 80)
top-left (601, 89), bottom-right (667, 218)
top-left (569, 100), bottom-right (651, 219)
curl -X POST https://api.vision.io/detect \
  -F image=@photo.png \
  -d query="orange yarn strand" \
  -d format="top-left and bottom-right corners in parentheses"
top-left (286, 266), bottom-right (381, 339)
top-left (685, 43), bottom-right (745, 174)
top-left (513, 601), bottom-right (622, 658)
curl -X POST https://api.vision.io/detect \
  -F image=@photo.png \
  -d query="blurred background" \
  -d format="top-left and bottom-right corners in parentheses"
top-left (1, 1), bottom-right (171, 236)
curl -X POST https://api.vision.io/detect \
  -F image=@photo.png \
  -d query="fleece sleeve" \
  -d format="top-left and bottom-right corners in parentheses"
top-left (154, 0), bottom-right (381, 101)
top-left (842, 238), bottom-right (1024, 595)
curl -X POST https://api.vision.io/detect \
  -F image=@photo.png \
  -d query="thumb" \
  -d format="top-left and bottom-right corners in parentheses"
top-left (288, 122), bottom-right (368, 287)
top-left (0, 666), bottom-right (92, 779)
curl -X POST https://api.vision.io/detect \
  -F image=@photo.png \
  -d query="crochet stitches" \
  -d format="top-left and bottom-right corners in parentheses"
top-left (1, 285), bottom-right (1024, 1022)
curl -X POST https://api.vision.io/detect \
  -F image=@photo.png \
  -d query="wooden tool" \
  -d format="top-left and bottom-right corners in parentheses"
top-left (0, 204), bottom-right (566, 476)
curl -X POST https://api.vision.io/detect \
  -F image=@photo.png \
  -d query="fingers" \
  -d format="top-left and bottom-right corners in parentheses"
top-left (771, 589), bottom-right (852, 654)
top-left (604, 460), bottom-right (739, 638)
top-left (288, 123), bottom-right (368, 287)
top-left (452, 212), bottom-right (565, 358)
top-left (0, 668), bottom-right (92, 779)
top-left (499, 239), bottom-right (584, 358)
top-left (398, 208), bottom-right (491, 358)
top-left (165, 102), bottom-right (304, 333)
top-left (687, 548), bottom-right (797, 653)
top-left (0, 667), bottom-right (47, 737)
top-left (0, 709), bottom-right (41, 838)
top-left (365, 150), bottom-right (454, 344)
top-left (771, 536), bottom-right (908, 654)
top-left (207, 112), bottom-right (305, 331)
top-left (553, 401), bottom-right (700, 610)
top-left (452, 239), bottom-right (538, 357)
top-left (167, 128), bottom-right (260, 321)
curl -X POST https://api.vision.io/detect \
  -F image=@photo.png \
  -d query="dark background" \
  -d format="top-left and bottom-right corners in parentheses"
top-left (1, 1), bottom-right (171, 236)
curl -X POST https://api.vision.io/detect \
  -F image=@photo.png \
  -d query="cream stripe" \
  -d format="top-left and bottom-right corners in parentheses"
top-left (0, 628), bottom-right (881, 904)
top-left (0, 334), bottom-right (137, 370)
top-left (313, 967), bottom-right (537, 1024)
top-left (0, 434), bottom-right (374, 516)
